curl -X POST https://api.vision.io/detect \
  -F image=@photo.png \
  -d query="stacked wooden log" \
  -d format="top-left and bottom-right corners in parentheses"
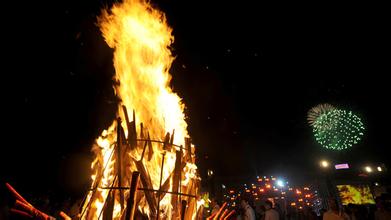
top-left (80, 105), bottom-right (201, 220)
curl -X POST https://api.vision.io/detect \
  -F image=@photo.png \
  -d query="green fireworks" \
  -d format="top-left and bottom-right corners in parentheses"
top-left (309, 105), bottom-right (365, 150)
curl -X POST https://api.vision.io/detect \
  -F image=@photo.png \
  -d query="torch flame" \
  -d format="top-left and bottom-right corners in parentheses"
top-left (81, 0), bottom-right (201, 219)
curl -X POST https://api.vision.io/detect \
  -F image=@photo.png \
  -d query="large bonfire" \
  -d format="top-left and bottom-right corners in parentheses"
top-left (79, 0), bottom-right (201, 219)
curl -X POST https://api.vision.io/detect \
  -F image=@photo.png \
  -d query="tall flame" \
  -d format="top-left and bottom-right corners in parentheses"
top-left (99, 0), bottom-right (188, 143)
top-left (80, 0), bottom-right (200, 219)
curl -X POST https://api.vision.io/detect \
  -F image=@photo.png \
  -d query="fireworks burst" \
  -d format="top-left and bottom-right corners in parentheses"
top-left (307, 103), bottom-right (335, 126)
top-left (308, 104), bottom-right (365, 150)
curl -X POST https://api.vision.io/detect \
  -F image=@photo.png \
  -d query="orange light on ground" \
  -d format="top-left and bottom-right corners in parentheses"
top-left (272, 177), bottom-right (276, 181)
top-left (246, 189), bottom-right (250, 193)
top-left (258, 178), bottom-right (263, 182)
top-left (296, 190), bottom-right (302, 194)
top-left (252, 185), bottom-right (256, 189)
top-left (298, 199), bottom-right (303, 202)
top-left (307, 203), bottom-right (310, 206)
top-left (305, 194), bottom-right (311, 198)
top-left (266, 184), bottom-right (271, 189)
top-left (253, 193), bottom-right (258, 196)
top-left (260, 189), bottom-right (264, 192)
top-left (291, 202), bottom-right (296, 206)
top-left (304, 187), bottom-right (309, 190)
top-left (265, 178), bottom-right (270, 181)
top-left (229, 190), bottom-right (235, 194)
top-left (299, 206), bottom-right (303, 209)
top-left (274, 188), bottom-right (278, 191)
top-left (231, 197), bottom-right (235, 201)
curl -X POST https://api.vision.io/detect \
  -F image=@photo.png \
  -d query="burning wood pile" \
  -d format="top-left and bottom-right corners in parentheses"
top-left (77, 0), bottom-right (203, 219)
top-left (79, 107), bottom-right (202, 219)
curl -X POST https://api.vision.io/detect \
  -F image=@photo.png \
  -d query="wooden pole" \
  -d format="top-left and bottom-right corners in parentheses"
top-left (171, 150), bottom-right (182, 217)
top-left (156, 152), bottom-right (166, 220)
top-left (122, 105), bottom-right (130, 142)
top-left (185, 138), bottom-right (192, 163)
top-left (102, 190), bottom-right (114, 220)
top-left (163, 132), bottom-right (171, 151)
top-left (135, 160), bottom-right (157, 215)
top-left (147, 133), bottom-right (153, 161)
top-left (181, 200), bottom-right (187, 220)
top-left (117, 118), bottom-right (124, 210)
top-left (125, 172), bottom-right (140, 220)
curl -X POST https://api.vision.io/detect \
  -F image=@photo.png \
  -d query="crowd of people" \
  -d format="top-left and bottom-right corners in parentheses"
top-left (207, 196), bottom-right (391, 220)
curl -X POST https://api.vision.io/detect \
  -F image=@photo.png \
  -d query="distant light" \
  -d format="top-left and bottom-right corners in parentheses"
top-left (335, 163), bottom-right (349, 169)
top-left (277, 180), bottom-right (284, 187)
top-left (320, 160), bottom-right (329, 168)
top-left (375, 182), bottom-right (379, 186)
top-left (207, 169), bottom-right (214, 177)
top-left (365, 166), bottom-right (373, 173)
top-left (377, 166), bottom-right (382, 172)
top-left (222, 184), bottom-right (226, 189)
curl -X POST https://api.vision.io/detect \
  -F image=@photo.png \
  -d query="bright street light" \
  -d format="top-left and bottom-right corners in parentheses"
top-left (277, 180), bottom-right (284, 187)
top-left (377, 166), bottom-right (382, 172)
top-left (365, 166), bottom-right (373, 173)
top-left (320, 160), bottom-right (329, 168)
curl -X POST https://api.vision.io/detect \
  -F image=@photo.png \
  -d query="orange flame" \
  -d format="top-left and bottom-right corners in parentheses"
top-left (81, 0), bottom-right (200, 219)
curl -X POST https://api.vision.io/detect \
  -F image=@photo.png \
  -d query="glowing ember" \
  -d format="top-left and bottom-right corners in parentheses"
top-left (80, 0), bottom-right (200, 219)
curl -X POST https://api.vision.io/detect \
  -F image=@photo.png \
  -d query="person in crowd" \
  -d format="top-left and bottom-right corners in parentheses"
top-left (323, 198), bottom-right (346, 220)
top-left (275, 203), bottom-right (284, 220)
top-left (264, 200), bottom-right (279, 220)
top-left (240, 196), bottom-right (256, 220)
top-left (375, 198), bottom-right (391, 220)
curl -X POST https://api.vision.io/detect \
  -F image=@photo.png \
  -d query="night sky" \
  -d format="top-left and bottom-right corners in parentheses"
top-left (2, 0), bottom-right (390, 200)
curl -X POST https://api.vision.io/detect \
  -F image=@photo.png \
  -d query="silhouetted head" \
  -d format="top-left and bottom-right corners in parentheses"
top-left (265, 200), bottom-right (273, 210)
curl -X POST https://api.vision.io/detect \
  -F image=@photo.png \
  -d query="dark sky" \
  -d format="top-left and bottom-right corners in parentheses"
top-left (2, 0), bottom-right (390, 199)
